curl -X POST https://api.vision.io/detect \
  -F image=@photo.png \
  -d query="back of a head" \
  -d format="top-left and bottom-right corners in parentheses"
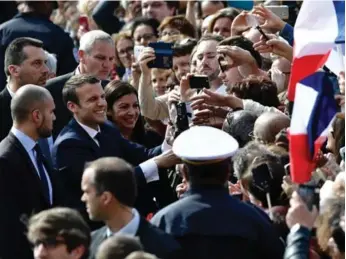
top-left (96, 235), bottom-right (143, 259)
top-left (219, 36), bottom-right (262, 68)
top-left (85, 157), bottom-right (137, 207)
top-left (197, 33), bottom-right (224, 46)
top-left (45, 51), bottom-right (57, 75)
top-left (173, 38), bottom-right (198, 57)
top-left (11, 84), bottom-right (51, 124)
top-left (229, 76), bottom-right (280, 108)
top-left (254, 112), bottom-right (290, 144)
top-left (79, 30), bottom-right (114, 54)
top-left (222, 110), bottom-right (258, 148)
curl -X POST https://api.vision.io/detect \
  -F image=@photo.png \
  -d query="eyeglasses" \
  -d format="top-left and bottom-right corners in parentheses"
top-left (159, 31), bottom-right (180, 37)
top-left (31, 237), bottom-right (66, 249)
top-left (118, 46), bottom-right (134, 56)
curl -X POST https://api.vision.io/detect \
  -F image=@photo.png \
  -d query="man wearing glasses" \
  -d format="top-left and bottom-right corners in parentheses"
top-left (27, 207), bottom-right (90, 259)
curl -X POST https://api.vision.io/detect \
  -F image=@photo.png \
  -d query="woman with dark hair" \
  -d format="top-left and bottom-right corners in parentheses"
top-left (105, 80), bottom-right (163, 148)
top-left (131, 17), bottom-right (159, 46)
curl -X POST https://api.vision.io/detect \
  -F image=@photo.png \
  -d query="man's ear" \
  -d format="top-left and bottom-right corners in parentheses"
top-left (67, 101), bottom-right (77, 113)
top-left (7, 65), bottom-right (20, 77)
top-left (78, 50), bottom-right (85, 64)
top-left (71, 245), bottom-right (86, 259)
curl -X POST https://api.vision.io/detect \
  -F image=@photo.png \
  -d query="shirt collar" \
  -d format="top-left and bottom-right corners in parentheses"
top-left (215, 84), bottom-right (227, 95)
top-left (106, 209), bottom-right (140, 238)
top-left (6, 85), bottom-right (15, 98)
top-left (76, 120), bottom-right (100, 139)
top-left (11, 127), bottom-right (36, 152)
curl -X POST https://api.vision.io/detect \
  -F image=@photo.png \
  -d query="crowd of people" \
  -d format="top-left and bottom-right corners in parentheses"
top-left (0, 1), bottom-right (344, 259)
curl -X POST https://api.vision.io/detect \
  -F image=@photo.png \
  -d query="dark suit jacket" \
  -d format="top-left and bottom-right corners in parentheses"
top-left (151, 187), bottom-right (285, 259)
top-left (0, 88), bottom-right (53, 167)
top-left (89, 217), bottom-right (182, 259)
top-left (0, 133), bottom-right (63, 259)
top-left (52, 119), bottom-right (162, 225)
top-left (0, 87), bottom-right (12, 141)
top-left (46, 72), bottom-right (109, 138)
top-left (0, 12), bottom-right (77, 90)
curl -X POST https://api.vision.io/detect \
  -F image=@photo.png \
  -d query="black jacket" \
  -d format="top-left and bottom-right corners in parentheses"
top-left (89, 217), bottom-right (182, 259)
top-left (0, 133), bottom-right (64, 259)
top-left (284, 225), bottom-right (311, 259)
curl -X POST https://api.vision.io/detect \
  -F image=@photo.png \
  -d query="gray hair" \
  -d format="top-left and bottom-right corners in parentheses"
top-left (45, 51), bottom-right (57, 74)
top-left (79, 30), bottom-right (114, 54)
top-left (11, 84), bottom-right (51, 124)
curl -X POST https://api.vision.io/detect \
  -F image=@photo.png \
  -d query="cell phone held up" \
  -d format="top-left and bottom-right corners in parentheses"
top-left (79, 16), bottom-right (89, 31)
top-left (173, 102), bottom-right (190, 138)
top-left (297, 184), bottom-right (320, 211)
top-left (189, 75), bottom-right (210, 90)
top-left (148, 42), bottom-right (173, 69)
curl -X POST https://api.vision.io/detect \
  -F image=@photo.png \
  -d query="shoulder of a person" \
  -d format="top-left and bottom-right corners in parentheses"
top-left (46, 72), bottom-right (74, 89)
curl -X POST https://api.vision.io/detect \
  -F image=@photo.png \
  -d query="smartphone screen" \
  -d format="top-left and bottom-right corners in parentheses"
top-left (251, 164), bottom-right (272, 193)
top-left (297, 185), bottom-right (320, 211)
top-left (189, 75), bottom-right (210, 90)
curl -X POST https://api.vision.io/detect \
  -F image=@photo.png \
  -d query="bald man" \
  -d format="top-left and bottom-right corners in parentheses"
top-left (0, 84), bottom-right (63, 259)
top-left (253, 112), bottom-right (290, 144)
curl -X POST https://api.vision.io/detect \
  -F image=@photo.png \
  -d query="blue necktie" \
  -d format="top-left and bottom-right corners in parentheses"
top-left (34, 144), bottom-right (50, 203)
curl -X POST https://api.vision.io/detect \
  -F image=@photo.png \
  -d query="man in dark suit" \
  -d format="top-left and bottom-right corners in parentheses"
top-left (52, 74), bottom-right (179, 225)
top-left (151, 126), bottom-right (285, 259)
top-left (0, 85), bottom-right (63, 259)
top-left (46, 30), bottom-right (114, 138)
top-left (0, 37), bottom-right (53, 163)
top-left (0, 1), bottom-right (77, 90)
top-left (82, 157), bottom-right (181, 259)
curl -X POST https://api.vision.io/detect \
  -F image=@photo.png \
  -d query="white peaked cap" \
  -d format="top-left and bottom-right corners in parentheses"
top-left (173, 126), bottom-right (239, 163)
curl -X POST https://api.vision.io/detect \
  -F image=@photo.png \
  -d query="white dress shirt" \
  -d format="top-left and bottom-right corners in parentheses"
top-left (76, 120), bottom-right (160, 183)
top-left (106, 209), bottom-right (141, 237)
top-left (11, 127), bottom-right (53, 204)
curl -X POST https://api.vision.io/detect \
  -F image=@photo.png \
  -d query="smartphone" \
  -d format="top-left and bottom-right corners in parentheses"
top-left (256, 25), bottom-right (269, 41)
top-left (251, 164), bottom-right (273, 193)
top-left (266, 5), bottom-right (289, 20)
top-left (174, 102), bottom-right (190, 138)
top-left (79, 16), bottom-right (89, 31)
top-left (134, 45), bottom-right (145, 62)
top-left (245, 14), bottom-right (259, 27)
top-left (189, 75), bottom-right (210, 90)
top-left (297, 184), bottom-right (320, 211)
top-left (148, 42), bottom-right (173, 69)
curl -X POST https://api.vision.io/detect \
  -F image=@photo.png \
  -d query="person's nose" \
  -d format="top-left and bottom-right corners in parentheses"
top-left (42, 63), bottom-right (49, 74)
top-left (52, 112), bottom-right (56, 121)
top-left (219, 70), bottom-right (225, 79)
top-left (141, 37), bottom-right (148, 47)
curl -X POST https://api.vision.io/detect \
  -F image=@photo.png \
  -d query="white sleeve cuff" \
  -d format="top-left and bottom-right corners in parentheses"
top-left (139, 159), bottom-right (159, 183)
top-left (161, 140), bottom-right (172, 152)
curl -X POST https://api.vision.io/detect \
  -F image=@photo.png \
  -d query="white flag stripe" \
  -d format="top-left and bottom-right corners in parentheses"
top-left (290, 83), bottom-right (318, 134)
top-left (294, 0), bottom-right (338, 58)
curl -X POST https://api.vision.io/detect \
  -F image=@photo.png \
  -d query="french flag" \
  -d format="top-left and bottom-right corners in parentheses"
top-left (287, 0), bottom-right (345, 102)
top-left (289, 72), bottom-right (338, 184)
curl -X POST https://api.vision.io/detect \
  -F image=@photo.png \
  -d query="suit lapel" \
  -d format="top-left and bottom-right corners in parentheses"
top-left (70, 119), bottom-right (102, 154)
top-left (91, 227), bottom-right (108, 258)
top-left (9, 133), bottom-right (51, 206)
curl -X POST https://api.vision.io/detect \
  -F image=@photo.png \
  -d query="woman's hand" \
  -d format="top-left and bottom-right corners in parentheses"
top-left (286, 191), bottom-right (318, 229)
top-left (138, 47), bottom-right (155, 74)
top-left (252, 5), bottom-right (286, 32)
top-left (179, 73), bottom-right (197, 102)
top-left (217, 45), bottom-right (257, 68)
top-left (253, 34), bottom-right (293, 61)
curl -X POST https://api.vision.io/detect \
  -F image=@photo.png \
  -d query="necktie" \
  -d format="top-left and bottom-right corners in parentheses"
top-left (94, 132), bottom-right (102, 147)
top-left (34, 144), bottom-right (50, 203)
